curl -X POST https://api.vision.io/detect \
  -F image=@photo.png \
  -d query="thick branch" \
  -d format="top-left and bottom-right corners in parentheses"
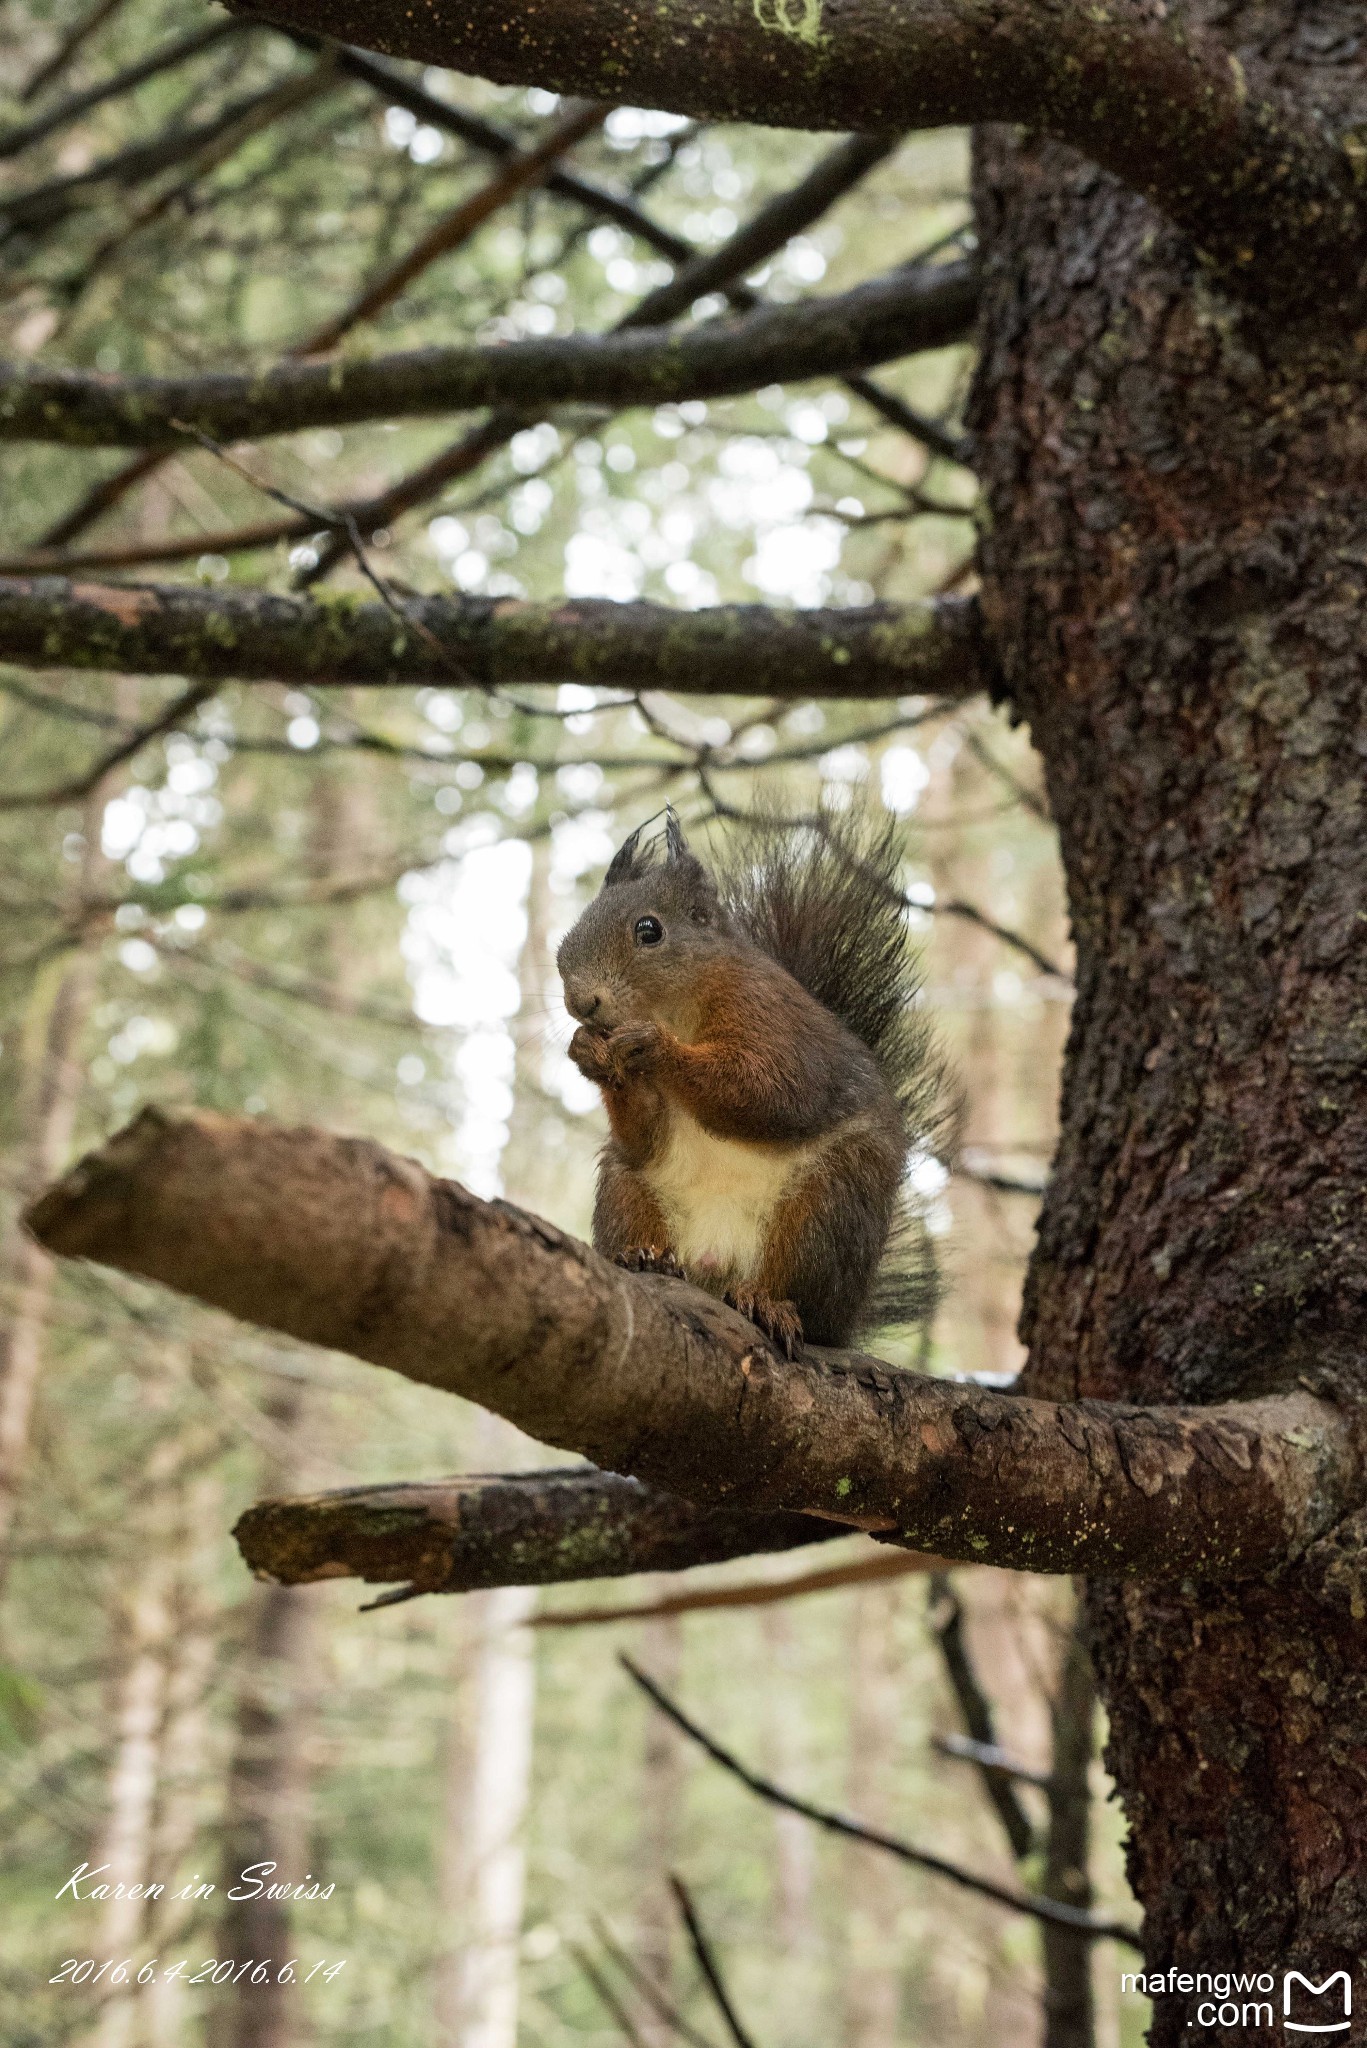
top-left (0, 578), bottom-right (993, 702)
top-left (234, 1468), bottom-right (841, 1593)
top-left (0, 260), bottom-right (978, 448)
top-left (238, 0), bottom-right (1366, 308)
top-left (26, 1109), bottom-right (1367, 1579)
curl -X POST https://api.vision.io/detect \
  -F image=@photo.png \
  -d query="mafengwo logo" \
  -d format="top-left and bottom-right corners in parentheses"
top-left (1284, 1971), bottom-right (1351, 2035)
top-left (1121, 1966), bottom-right (1353, 2033)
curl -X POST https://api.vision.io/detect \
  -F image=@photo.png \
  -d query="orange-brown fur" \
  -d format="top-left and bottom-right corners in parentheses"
top-left (557, 812), bottom-right (940, 1355)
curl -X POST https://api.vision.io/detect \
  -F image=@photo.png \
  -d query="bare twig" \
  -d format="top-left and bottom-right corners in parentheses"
top-left (933, 1731), bottom-right (1052, 1789)
top-left (592, 1919), bottom-right (723, 2048)
top-left (668, 1877), bottom-right (759, 2048)
top-left (621, 1658), bottom-right (1140, 1947)
top-left (0, 677), bottom-right (219, 811)
top-left (0, 20), bottom-right (244, 160)
top-left (574, 1944), bottom-right (654, 2048)
top-left (20, 0), bottom-right (130, 102)
top-left (303, 98), bottom-right (606, 352)
top-left (928, 1575), bottom-right (1036, 1860)
top-left (929, 898), bottom-right (1071, 984)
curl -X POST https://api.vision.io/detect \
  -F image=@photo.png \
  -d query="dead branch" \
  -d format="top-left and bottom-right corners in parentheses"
top-left (0, 678), bottom-right (219, 811)
top-left (24, 1109), bottom-right (1367, 1582)
top-left (233, 1468), bottom-right (841, 1595)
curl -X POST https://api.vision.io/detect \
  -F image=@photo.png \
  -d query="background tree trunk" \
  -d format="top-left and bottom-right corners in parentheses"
top-left (1040, 1614), bottom-right (1095, 2048)
top-left (212, 1383), bottom-right (321, 2048)
top-left (634, 1605), bottom-right (685, 2048)
top-left (0, 766), bottom-right (111, 1588)
top-left (842, 1581), bottom-right (903, 2048)
top-left (972, 11), bottom-right (1367, 2025)
top-left (436, 1574), bottom-right (537, 2048)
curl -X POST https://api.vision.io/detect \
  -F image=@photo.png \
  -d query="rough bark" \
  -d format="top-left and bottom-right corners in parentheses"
top-left (0, 259), bottom-right (977, 446)
top-left (234, 1470), bottom-right (841, 1595)
top-left (967, 4), bottom-right (1367, 2027)
top-left (0, 576), bottom-right (993, 702)
top-left (233, 0), bottom-right (1366, 310)
top-left (26, 1107), bottom-right (1367, 1581)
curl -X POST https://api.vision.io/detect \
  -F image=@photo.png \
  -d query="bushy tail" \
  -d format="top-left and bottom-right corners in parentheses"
top-left (718, 806), bottom-right (951, 1337)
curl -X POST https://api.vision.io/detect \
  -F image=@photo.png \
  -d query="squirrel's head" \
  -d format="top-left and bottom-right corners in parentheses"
top-left (557, 810), bottom-right (729, 1033)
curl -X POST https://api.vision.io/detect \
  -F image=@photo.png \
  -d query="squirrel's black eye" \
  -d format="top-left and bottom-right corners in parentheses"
top-left (634, 915), bottom-right (664, 946)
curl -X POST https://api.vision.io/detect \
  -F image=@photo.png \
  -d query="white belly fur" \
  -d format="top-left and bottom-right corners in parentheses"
top-left (643, 1107), bottom-right (819, 1285)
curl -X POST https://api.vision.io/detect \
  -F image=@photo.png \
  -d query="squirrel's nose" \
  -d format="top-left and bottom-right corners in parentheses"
top-left (565, 978), bottom-right (607, 1023)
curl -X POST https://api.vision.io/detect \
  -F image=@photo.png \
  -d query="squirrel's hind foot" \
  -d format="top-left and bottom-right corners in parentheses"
top-left (615, 1244), bottom-right (684, 1278)
top-left (725, 1285), bottom-right (804, 1359)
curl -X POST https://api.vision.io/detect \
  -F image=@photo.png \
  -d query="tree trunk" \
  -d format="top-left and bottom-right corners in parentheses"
top-left (0, 920), bottom-right (99, 1583)
top-left (83, 1555), bottom-right (171, 2048)
top-left (213, 1432), bottom-right (320, 2048)
top-left (634, 1605), bottom-right (684, 2046)
top-left (141, 1464), bottom-right (223, 2048)
top-left (760, 1604), bottom-right (816, 1968)
top-left (972, 13), bottom-right (1367, 2025)
top-left (435, 1576), bottom-right (537, 2048)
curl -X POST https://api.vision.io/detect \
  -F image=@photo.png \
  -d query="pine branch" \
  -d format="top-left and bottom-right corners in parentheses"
top-left (221, 0), bottom-right (1367, 312)
top-left (0, 578), bottom-right (995, 703)
top-left (24, 1107), bottom-right (1367, 1582)
top-left (0, 259), bottom-right (978, 447)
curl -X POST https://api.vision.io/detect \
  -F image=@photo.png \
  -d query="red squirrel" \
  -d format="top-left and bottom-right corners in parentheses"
top-left (557, 808), bottom-right (943, 1356)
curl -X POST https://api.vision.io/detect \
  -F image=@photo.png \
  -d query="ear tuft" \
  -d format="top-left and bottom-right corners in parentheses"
top-left (604, 824), bottom-right (647, 888)
top-left (664, 805), bottom-right (689, 864)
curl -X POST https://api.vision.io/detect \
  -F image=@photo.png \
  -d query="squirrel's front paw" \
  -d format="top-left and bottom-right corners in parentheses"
top-left (615, 1244), bottom-right (684, 1278)
top-left (568, 1024), bottom-right (613, 1082)
top-left (601, 1021), bottom-right (663, 1084)
top-left (725, 1285), bottom-right (804, 1359)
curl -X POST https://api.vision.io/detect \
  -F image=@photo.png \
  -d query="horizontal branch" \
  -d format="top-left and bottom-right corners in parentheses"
top-left (0, 260), bottom-right (978, 448)
top-left (26, 1109), bottom-right (1367, 1580)
top-left (237, 0), bottom-right (1367, 309)
top-left (234, 1468), bottom-right (841, 1594)
top-left (0, 578), bottom-right (994, 702)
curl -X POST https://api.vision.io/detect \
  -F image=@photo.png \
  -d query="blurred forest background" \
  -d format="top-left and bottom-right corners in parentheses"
top-left (0, 2), bottom-right (1146, 2042)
